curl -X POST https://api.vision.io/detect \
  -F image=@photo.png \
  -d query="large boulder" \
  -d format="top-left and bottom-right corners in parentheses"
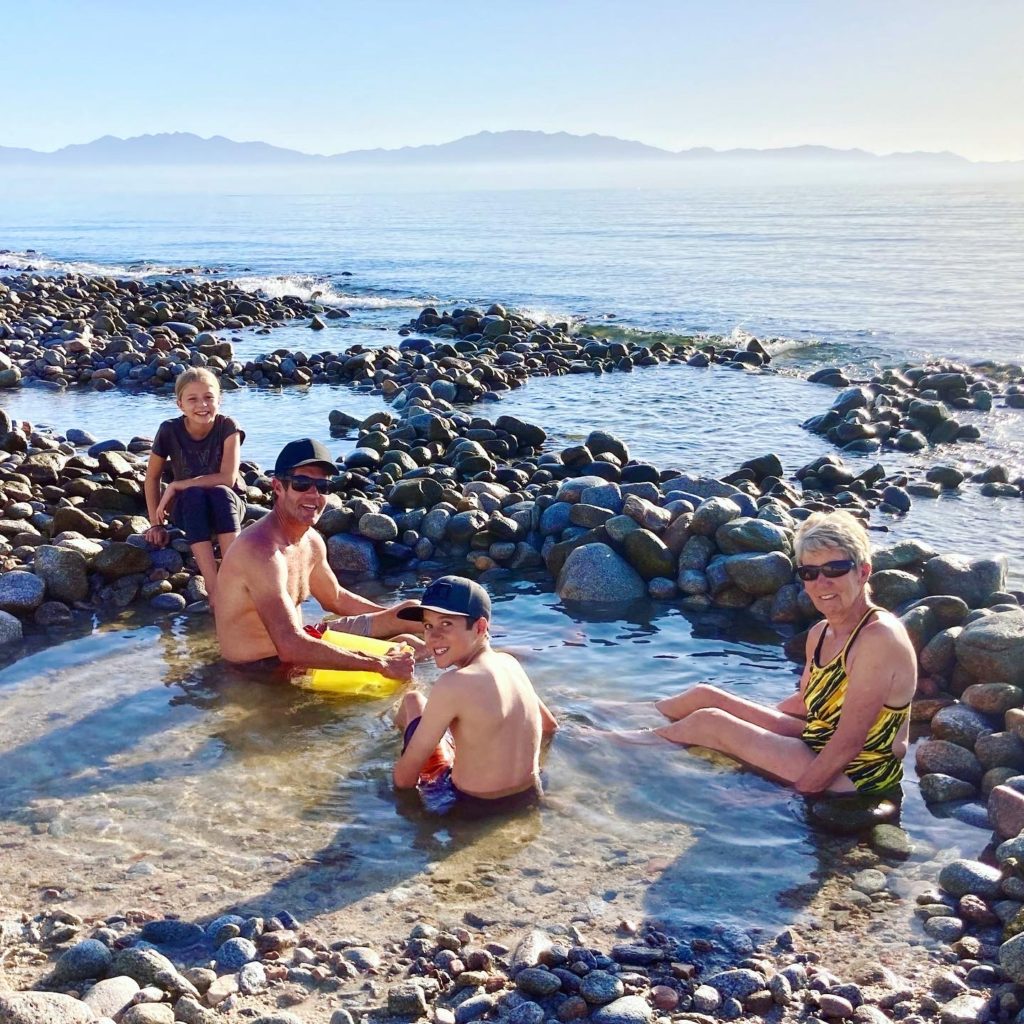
top-left (724, 552), bottom-right (793, 596)
top-left (556, 544), bottom-right (646, 603)
top-left (869, 570), bottom-right (927, 610)
top-left (623, 530), bottom-right (676, 581)
top-left (714, 518), bottom-right (792, 555)
top-left (0, 570), bottom-right (46, 614)
top-left (955, 611), bottom-right (1024, 686)
top-left (388, 477), bottom-right (444, 509)
top-left (923, 554), bottom-right (1008, 608)
top-left (51, 938), bottom-right (113, 984)
top-left (34, 545), bottom-right (90, 603)
top-left (327, 534), bottom-right (380, 576)
top-left (0, 992), bottom-right (96, 1023)
top-left (689, 497), bottom-right (742, 537)
top-left (92, 543), bottom-right (152, 579)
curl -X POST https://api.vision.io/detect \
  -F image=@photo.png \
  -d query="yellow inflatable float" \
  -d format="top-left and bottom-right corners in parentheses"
top-left (294, 630), bottom-right (409, 698)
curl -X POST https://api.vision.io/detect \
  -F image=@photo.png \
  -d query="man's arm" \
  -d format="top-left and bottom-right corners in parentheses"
top-left (307, 532), bottom-right (386, 616)
top-left (246, 549), bottom-right (412, 678)
top-left (393, 680), bottom-right (458, 789)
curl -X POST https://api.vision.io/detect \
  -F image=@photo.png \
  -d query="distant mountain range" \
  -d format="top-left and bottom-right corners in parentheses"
top-left (0, 130), bottom-right (1016, 167)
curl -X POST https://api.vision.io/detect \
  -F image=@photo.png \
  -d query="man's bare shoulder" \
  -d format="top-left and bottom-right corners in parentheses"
top-left (228, 517), bottom-right (287, 567)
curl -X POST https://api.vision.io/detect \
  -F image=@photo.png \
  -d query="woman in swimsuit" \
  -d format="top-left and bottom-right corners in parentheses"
top-left (652, 510), bottom-right (917, 795)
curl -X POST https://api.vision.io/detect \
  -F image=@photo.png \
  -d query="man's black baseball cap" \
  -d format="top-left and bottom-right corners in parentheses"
top-left (273, 438), bottom-right (337, 476)
top-left (397, 575), bottom-right (491, 622)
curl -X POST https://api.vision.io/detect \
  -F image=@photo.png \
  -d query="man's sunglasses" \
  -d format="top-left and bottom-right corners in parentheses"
top-left (796, 559), bottom-right (857, 582)
top-left (284, 474), bottom-right (333, 494)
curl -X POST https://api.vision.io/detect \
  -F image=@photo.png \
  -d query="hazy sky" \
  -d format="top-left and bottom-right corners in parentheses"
top-left (4, 0), bottom-right (1022, 161)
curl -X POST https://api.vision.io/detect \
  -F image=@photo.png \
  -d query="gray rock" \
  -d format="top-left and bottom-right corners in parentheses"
top-left (870, 824), bottom-right (913, 859)
top-left (238, 961), bottom-right (267, 995)
top-left (358, 512), bottom-right (398, 542)
top-left (623, 529), bottom-right (676, 580)
top-left (82, 977), bottom-right (140, 1019)
top-left (705, 969), bottom-right (765, 1001)
top-left (690, 497), bottom-right (742, 537)
top-left (931, 704), bottom-right (995, 748)
top-left (388, 982), bottom-right (429, 1017)
top-left (678, 534), bottom-right (716, 572)
top-left (923, 916), bottom-right (966, 942)
top-left (920, 627), bottom-right (962, 679)
top-left (938, 859), bottom-right (1003, 899)
top-left (250, 1015), bottom-right (304, 1024)
top-left (516, 967), bottom-right (562, 996)
top-left (52, 939), bottom-right (113, 984)
top-left (508, 1002), bottom-right (544, 1024)
top-left (1000, 932), bottom-right (1024, 983)
top-left (938, 994), bottom-right (989, 1024)
top-left (0, 610), bottom-right (23, 645)
top-left (342, 946), bottom-right (381, 970)
top-left (0, 569), bottom-right (46, 613)
top-left (0, 992), bottom-right (97, 1023)
top-left (919, 773), bottom-right (978, 803)
top-left (715, 517), bottom-right (792, 555)
top-left (511, 929), bottom-right (552, 973)
top-left (692, 985), bottom-right (721, 1013)
top-left (915, 739), bottom-right (983, 784)
top-left (109, 947), bottom-right (177, 988)
top-left (869, 570), bottom-right (926, 610)
top-left (976, 731), bottom-right (1024, 771)
top-left (723, 551), bottom-right (793, 595)
top-left (455, 995), bottom-right (495, 1023)
top-left (872, 539), bottom-right (938, 572)
top-left (579, 971), bottom-right (625, 1005)
top-left (34, 544), bottom-right (90, 603)
top-left (120, 1006), bottom-right (174, 1024)
top-left (924, 554), bottom-right (1008, 608)
top-left (556, 543), bottom-right (645, 602)
top-left (93, 543), bottom-right (152, 579)
top-left (327, 534), bottom-right (380, 576)
top-left (590, 995), bottom-right (652, 1024)
top-left (819, 994), bottom-right (855, 1018)
top-left (956, 612), bottom-right (1024, 686)
top-left (139, 920), bottom-right (205, 947)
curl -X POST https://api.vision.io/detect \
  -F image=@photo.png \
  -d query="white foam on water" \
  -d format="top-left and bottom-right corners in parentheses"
top-left (0, 250), bottom-right (168, 279)
top-left (232, 273), bottom-right (429, 310)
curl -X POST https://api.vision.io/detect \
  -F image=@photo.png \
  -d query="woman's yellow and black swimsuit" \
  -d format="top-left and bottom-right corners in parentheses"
top-left (801, 607), bottom-right (909, 794)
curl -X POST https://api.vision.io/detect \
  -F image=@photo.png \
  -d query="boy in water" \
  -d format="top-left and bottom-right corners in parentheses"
top-left (393, 576), bottom-right (558, 815)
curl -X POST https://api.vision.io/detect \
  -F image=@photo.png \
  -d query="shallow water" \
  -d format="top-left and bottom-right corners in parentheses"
top-left (1, 173), bottom-right (1023, 936)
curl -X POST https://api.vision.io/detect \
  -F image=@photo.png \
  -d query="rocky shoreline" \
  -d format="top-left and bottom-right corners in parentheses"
top-left (3, 270), bottom-right (1024, 1023)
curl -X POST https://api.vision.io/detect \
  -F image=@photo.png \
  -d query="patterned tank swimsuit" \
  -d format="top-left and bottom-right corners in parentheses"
top-left (801, 607), bottom-right (909, 794)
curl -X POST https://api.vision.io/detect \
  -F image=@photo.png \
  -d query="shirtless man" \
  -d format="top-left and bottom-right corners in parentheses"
top-left (392, 576), bottom-right (558, 815)
top-left (216, 438), bottom-right (418, 679)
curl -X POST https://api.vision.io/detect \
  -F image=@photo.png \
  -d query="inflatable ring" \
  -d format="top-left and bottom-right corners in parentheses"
top-left (295, 629), bottom-right (408, 698)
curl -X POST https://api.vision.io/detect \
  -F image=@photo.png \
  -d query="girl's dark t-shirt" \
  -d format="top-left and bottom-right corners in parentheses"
top-left (152, 414), bottom-right (244, 487)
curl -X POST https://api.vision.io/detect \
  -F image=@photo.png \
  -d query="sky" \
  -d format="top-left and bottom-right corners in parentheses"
top-left (2, 0), bottom-right (1022, 162)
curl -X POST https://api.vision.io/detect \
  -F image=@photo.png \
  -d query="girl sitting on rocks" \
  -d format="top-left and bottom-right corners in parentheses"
top-left (621, 510), bottom-right (917, 795)
top-left (143, 367), bottom-right (246, 609)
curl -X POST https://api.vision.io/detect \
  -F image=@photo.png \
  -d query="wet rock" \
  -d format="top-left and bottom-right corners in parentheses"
top-left (919, 773), bottom-right (978, 803)
top-left (556, 543), bottom-right (646, 602)
top-left (938, 859), bottom-right (1003, 899)
top-left (807, 794), bottom-right (900, 833)
top-left (989, 784), bottom-right (1024, 839)
top-left (870, 824), bottom-right (913, 859)
top-left (0, 610), bottom-right (23, 645)
top-left (923, 916), bottom-right (966, 942)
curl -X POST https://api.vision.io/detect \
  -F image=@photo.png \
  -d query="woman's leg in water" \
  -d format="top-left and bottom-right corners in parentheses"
top-left (655, 708), bottom-right (856, 793)
top-left (656, 683), bottom-right (805, 736)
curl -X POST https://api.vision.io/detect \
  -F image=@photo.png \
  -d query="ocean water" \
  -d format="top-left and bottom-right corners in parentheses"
top-left (0, 168), bottom-right (1022, 937)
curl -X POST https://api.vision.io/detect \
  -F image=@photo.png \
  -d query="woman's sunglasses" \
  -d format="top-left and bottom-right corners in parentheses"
top-left (796, 559), bottom-right (856, 582)
top-left (285, 474), bottom-right (333, 494)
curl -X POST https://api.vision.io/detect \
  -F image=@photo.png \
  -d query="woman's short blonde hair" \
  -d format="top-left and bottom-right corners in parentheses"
top-left (794, 510), bottom-right (872, 567)
top-left (174, 366), bottom-right (221, 400)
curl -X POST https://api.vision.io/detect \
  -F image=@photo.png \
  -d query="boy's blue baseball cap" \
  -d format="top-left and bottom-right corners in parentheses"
top-left (397, 575), bottom-right (491, 622)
